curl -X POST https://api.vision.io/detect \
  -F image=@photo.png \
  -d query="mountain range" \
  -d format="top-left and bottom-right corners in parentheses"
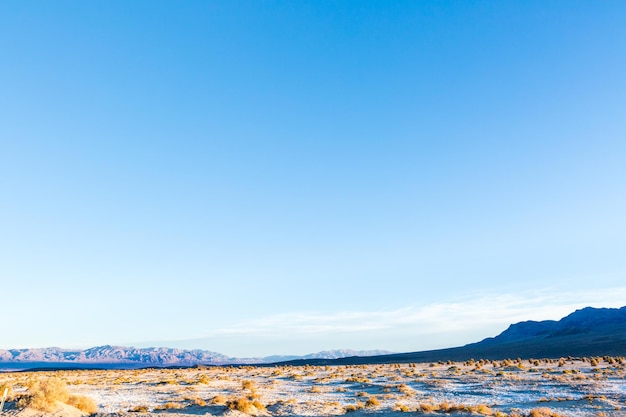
top-left (288, 305), bottom-right (626, 366)
top-left (0, 345), bottom-right (229, 367)
top-left (1, 306), bottom-right (624, 369)
top-left (0, 346), bottom-right (392, 369)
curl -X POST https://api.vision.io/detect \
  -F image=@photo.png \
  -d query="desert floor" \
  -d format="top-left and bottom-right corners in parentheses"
top-left (1, 357), bottom-right (625, 417)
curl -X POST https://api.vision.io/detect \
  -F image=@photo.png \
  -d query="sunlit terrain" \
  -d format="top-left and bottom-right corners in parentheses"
top-left (2, 357), bottom-right (624, 416)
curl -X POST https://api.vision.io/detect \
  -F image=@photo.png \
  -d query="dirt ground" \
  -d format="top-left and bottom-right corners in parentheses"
top-left (1, 357), bottom-right (624, 417)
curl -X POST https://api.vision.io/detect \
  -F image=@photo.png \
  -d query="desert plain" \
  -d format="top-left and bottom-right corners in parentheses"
top-left (1, 357), bottom-right (625, 417)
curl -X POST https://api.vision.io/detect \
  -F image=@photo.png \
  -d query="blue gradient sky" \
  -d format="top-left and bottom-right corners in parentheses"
top-left (1, 1), bottom-right (625, 357)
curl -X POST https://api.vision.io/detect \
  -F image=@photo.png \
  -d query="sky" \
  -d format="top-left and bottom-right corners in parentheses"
top-left (1, 1), bottom-right (625, 358)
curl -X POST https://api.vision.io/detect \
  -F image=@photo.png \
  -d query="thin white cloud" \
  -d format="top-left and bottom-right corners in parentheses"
top-left (131, 285), bottom-right (626, 356)
top-left (205, 286), bottom-right (626, 338)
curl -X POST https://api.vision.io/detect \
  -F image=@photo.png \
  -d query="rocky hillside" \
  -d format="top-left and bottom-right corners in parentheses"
top-left (478, 306), bottom-right (626, 344)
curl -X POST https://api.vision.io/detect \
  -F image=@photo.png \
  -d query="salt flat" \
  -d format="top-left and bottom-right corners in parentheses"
top-left (1, 358), bottom-right (624, 417)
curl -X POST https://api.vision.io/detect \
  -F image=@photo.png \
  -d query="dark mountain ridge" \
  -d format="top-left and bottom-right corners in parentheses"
top-left (479, 306), bottom-right (626, 344)
top-left (480, 307), bottom-right (626, 343)
top-left (272, 306), bottom-right (626, 366)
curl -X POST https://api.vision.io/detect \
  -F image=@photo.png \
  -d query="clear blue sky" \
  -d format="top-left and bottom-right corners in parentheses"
top-left (1, 1), bottom-right (625, 357)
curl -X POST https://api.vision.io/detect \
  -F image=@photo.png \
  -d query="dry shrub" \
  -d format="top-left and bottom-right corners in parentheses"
top-left (227, 397), bottom-right (265, 414)
top-left (130, 404), bottom-right (149, 412)
top-left (67, 395), bottom-right (99, 414)
top-left (528, 408), bottom-right (567, 417)
top-left (0, 382), bottom-right (14, 400)
top-left (211, 394), bottom-right (228, 405)
top-left (252, 400), bottom-right (265, 411)
top-left (365, 396), bottom-right (380, 407)
top-left (190, 397), bottom-right (207, 407)
top-left (197, 374), bottom-right (211, 384)
top-left (419, 402), bottom-right (435, 412)
top-left (396, 383), bottom-right (412, 394)
top-left (420, 401), bottom-right (491, 414)
top-left (155, 401), bottom-right (184, 410)
top-left (439, 401), bottom-right (453, 412)
top-left (17, 377), bottom-right (97, 414)
top-left (344, 401), bottom-right (364, 413)
top-left (473, 404), bottom-right (495, 415)
top-left (395, 403), bottom-right (411, 412)
top-left (18, 378), bottom-right (70, 411)
top-left (249, 388), bottom-right (261, 400)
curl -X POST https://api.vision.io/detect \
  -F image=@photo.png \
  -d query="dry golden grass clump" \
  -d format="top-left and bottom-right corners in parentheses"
top-left (17, 377), bottom-right (98, 414)
top-left (414, 401), bottom-right (495, 415)
top-left (186, 396), bottom-right (207, 407)
top-left (18, 377), bottom-right (69, 411)
top-left (227, 396), bottom-right (266, 414)
top-left (0, 381), bottom-right (14, 400)
top-left (394, 403), bottom-right (411, 412)
top-left (211, 394), bottom-right (228, 405)
top-left (526, 408), bottom-right (568, 417)
top-left (242, 379), bottom-right (255, 390)
top-left (505, 409), bottom-right (568, 417)
top-left (309, 385), bottom-right (323, 393)
top-left (130, 404), bottom-right (149, 412)
top-left (344, 401), bottom-right (365, 413)
top-left (197, 373), bottom-right (211, 384)
top-left (364, 396), bottom-right (380, 407)
top-left (67, 394), bottom-right (99, 415)
top-left (396, 383), bottom-right (413, 394)
top-left (155, 401), bottom-right (184, 410)
top-left (467, 404), bottom-right (495, 415)
top-left (345, 376), bottom-right (370, 383)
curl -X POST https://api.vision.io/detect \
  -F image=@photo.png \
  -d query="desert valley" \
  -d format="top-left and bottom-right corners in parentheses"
top-left (3, 3), bottom-right (626, 416)
top-left (1, 357), bottom-right (625, 417)
top-left (1, 307), bottom-right (625, 417)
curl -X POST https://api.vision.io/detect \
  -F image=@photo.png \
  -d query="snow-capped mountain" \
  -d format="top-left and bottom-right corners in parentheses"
top-left (0, 345), bottom-right (230, 366)
top-left (303, 349), bottom-right (394, 359)
top-left (0, 346), bottom-right (394, 368)
top-left (262, 349), bottom-right (394, 363)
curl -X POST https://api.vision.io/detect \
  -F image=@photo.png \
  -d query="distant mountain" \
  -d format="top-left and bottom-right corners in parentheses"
top-left (262, 349), bottom-right (394, 363)
top-left (272, 306), bottom-right (626, 366)
top-left (305, 349), bottom-right (394, 359)
top-left (3, 306), bottom-right (624, 369)
top-left (479, 306), bottom-right (626, 345)
top-left (0, 345), bottom-right (394, 369)
top-left (0, 345), bottom-right (230, 367)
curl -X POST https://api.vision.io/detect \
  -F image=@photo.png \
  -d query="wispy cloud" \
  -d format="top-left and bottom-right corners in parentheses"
top-left (137, 285), bottom-right (626, 356)
top-left (205, 286), bottom-right (626, 338)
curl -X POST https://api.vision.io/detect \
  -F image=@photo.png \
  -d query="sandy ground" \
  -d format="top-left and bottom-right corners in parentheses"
top-left (1, 358), bottom-right (625, 417)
